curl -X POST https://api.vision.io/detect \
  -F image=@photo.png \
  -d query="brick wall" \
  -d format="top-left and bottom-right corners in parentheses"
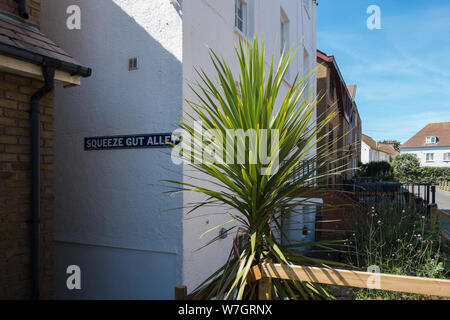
top-left (0, 71), bottom-right (54, 299)
top-left (0, 0), bottom-right (40, 25)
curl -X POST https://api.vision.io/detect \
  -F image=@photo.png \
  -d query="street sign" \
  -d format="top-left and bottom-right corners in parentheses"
top-left (84, 133), bottom-right (180, 150)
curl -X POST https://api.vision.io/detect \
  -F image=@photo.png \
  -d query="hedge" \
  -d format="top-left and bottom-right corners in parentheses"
top-left (395, 166), bottom-right (450, 185)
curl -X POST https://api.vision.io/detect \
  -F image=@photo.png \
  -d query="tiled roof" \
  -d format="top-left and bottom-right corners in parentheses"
top-left (401, 122), bottom-right (450, 148)
top-left (317, 49), bottom-right (354, 124)
top-left (0, 14), bottom-right (84, 69)
top-left (362, 134), bottom-right (378, 150)
top-left (378, 143), bottom-right (399, 156)
top-left (362, 134), bottom-right (399, 156)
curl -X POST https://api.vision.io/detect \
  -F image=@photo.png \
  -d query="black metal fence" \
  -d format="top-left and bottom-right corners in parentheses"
top-left (343, 179), bottom-right (436, 216)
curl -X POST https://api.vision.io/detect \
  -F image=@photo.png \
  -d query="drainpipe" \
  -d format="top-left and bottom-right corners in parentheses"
top-left (30, 65), bottom-right (55, 300)
top-left (14, 0), bottom-right (29, 19)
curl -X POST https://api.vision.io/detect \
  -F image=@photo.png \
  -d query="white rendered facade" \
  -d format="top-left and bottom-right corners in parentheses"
top-left (41, 0), bottom-right (317, 299)
top-left (400, 146), bottom-right (450, 167)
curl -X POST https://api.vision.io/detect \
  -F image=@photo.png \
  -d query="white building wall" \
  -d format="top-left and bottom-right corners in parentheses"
top-left (361, 141), bottom-right (391, 164)
top-left (401, 147), bottom-right (450, 167)
top-left (41, 0), bottom-right (183, 299)
top-left (182, 0), bottom-right (317, 291)
top-left (41, 0), bottom-right (317, 298)
top-left (361, 141), bottom-right (370, 164)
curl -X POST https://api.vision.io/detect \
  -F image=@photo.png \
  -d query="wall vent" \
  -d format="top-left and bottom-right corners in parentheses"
top-left (128, 57), bottom-right (139, 71)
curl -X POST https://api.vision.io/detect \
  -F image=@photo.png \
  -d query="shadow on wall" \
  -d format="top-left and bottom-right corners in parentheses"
top-left (40, 0), bottom-right (183, 299)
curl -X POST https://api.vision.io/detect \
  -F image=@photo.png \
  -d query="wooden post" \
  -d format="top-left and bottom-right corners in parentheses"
top-left (429, 205), bottom-right (439, 230)
top-left (175, 285), bottom-right (187, 300)
top-left (258, 277), bottom-right (272, 300)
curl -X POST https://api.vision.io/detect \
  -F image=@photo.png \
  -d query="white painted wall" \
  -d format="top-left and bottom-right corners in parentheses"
top-left (401, 147), bottom-right (450, 167)
top-left (41, 0), bottom-right (183, 299)
top-left (41, 0), bottom-right (317, 298)
top-left (361, 141), bottom-right (390, 164)
top-left (361, 140), bottom-right (370, 164)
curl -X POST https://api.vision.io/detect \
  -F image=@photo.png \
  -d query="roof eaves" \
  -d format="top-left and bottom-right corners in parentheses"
top-left (0, 41), bottom-right (92, 78)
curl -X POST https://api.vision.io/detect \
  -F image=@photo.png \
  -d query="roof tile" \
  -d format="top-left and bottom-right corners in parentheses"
top-left (401, 122), bottom-right (450, 148)
top-left (0, 14), bottom-right (83, 69)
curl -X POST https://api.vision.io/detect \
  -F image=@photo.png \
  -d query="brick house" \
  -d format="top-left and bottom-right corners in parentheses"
top-left (316, 50), bottom-right (361, 186)
top-left (0, 0), bottom-right (91, 299)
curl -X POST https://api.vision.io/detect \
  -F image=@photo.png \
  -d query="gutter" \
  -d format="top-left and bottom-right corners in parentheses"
top-left (0, 42), bottom-right (92, 78)
top-left (27, 58), bottom-right (90, 300)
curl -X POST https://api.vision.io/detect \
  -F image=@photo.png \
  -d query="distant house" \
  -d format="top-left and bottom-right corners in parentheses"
top-left (361, 134), bottom-right (398, 163)
top-left (400, 122), bottom-right (450, 167)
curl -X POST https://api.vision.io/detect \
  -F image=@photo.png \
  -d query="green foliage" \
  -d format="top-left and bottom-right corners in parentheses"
top-left (358, 161), bottom-right (393, 181)
top-left (392, 154), bottom-right (450, 183)
top-left (413, 167), bottom-right (450, 185)
top-left (165, 39), bottom-right (338, 300)
top-left (378, 140), bottom-right (401, 150)
top-left (347, 197), bottom-right (447, 300)
top-left (392, 154), bottom-right (421, 183)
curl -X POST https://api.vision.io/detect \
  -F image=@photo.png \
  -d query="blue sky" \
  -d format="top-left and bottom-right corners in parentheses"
top-left (317, 0), bottom-right (450, 143)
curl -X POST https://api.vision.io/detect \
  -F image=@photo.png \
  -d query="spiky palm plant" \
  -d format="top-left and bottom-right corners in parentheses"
top-left (166, 39), bottom-right (341, 300)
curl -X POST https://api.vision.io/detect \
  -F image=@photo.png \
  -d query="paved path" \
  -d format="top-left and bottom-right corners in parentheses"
top-left (435, 190), bottom-right (450, 243)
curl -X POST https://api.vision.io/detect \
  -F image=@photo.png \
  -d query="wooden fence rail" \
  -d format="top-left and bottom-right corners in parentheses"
top-left (175, 262), bottom-right (450, 300)
top-left (253, 263), bottom-right (450, 300)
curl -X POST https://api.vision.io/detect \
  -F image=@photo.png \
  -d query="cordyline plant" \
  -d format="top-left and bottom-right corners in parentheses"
top-left (165, 39), bottom-right (344, 300)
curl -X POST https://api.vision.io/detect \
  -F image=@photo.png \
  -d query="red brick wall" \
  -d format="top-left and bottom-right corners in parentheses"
top-left (316, 191), bottom-right (361, 242)
top-left (0, 71), bottom-right (54, 299)
top-left (0, 0), bottom-right (40, 25)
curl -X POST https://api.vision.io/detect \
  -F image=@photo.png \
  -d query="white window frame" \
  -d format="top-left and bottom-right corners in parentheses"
top-left (444, 152), bottom-right (450, 162)
top-left (280, 7), bottom-right (290, 80)
top-left (235, 0), bottom-right (254, 39)
top-left (280, 8), bottom-right (289, 54)
top-left (426, 153), bottom-right (434, 162)
top-left (426, 136), bottom-right (437, 144)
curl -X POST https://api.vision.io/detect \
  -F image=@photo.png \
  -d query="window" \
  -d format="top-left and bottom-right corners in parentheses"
top-left (328, 125), bottom-right (334, 151)
top-left (426, 136), bottom-right (437, 144)
top-left (444, 153), bottom-right (450, 162)
top-left (235, 0), bottom-right (247, 34)
top-left (280, 9), bottom-right (289, 54)
top-left (426, 153), bottom-right (434, 162)
top-left (329, 77), bottom-right (335, 98)
top-left (280, 8), bottom-right (289, 80)
top-left (235, 0), bottom-right (254, 38)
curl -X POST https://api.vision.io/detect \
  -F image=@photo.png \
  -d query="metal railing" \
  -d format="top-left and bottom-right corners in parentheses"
top-left (343, 179), bottom-right (436, 216)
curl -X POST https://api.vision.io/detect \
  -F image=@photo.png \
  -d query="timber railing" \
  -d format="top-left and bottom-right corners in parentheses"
top-left (175, 261), bottom-right (450, 300)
